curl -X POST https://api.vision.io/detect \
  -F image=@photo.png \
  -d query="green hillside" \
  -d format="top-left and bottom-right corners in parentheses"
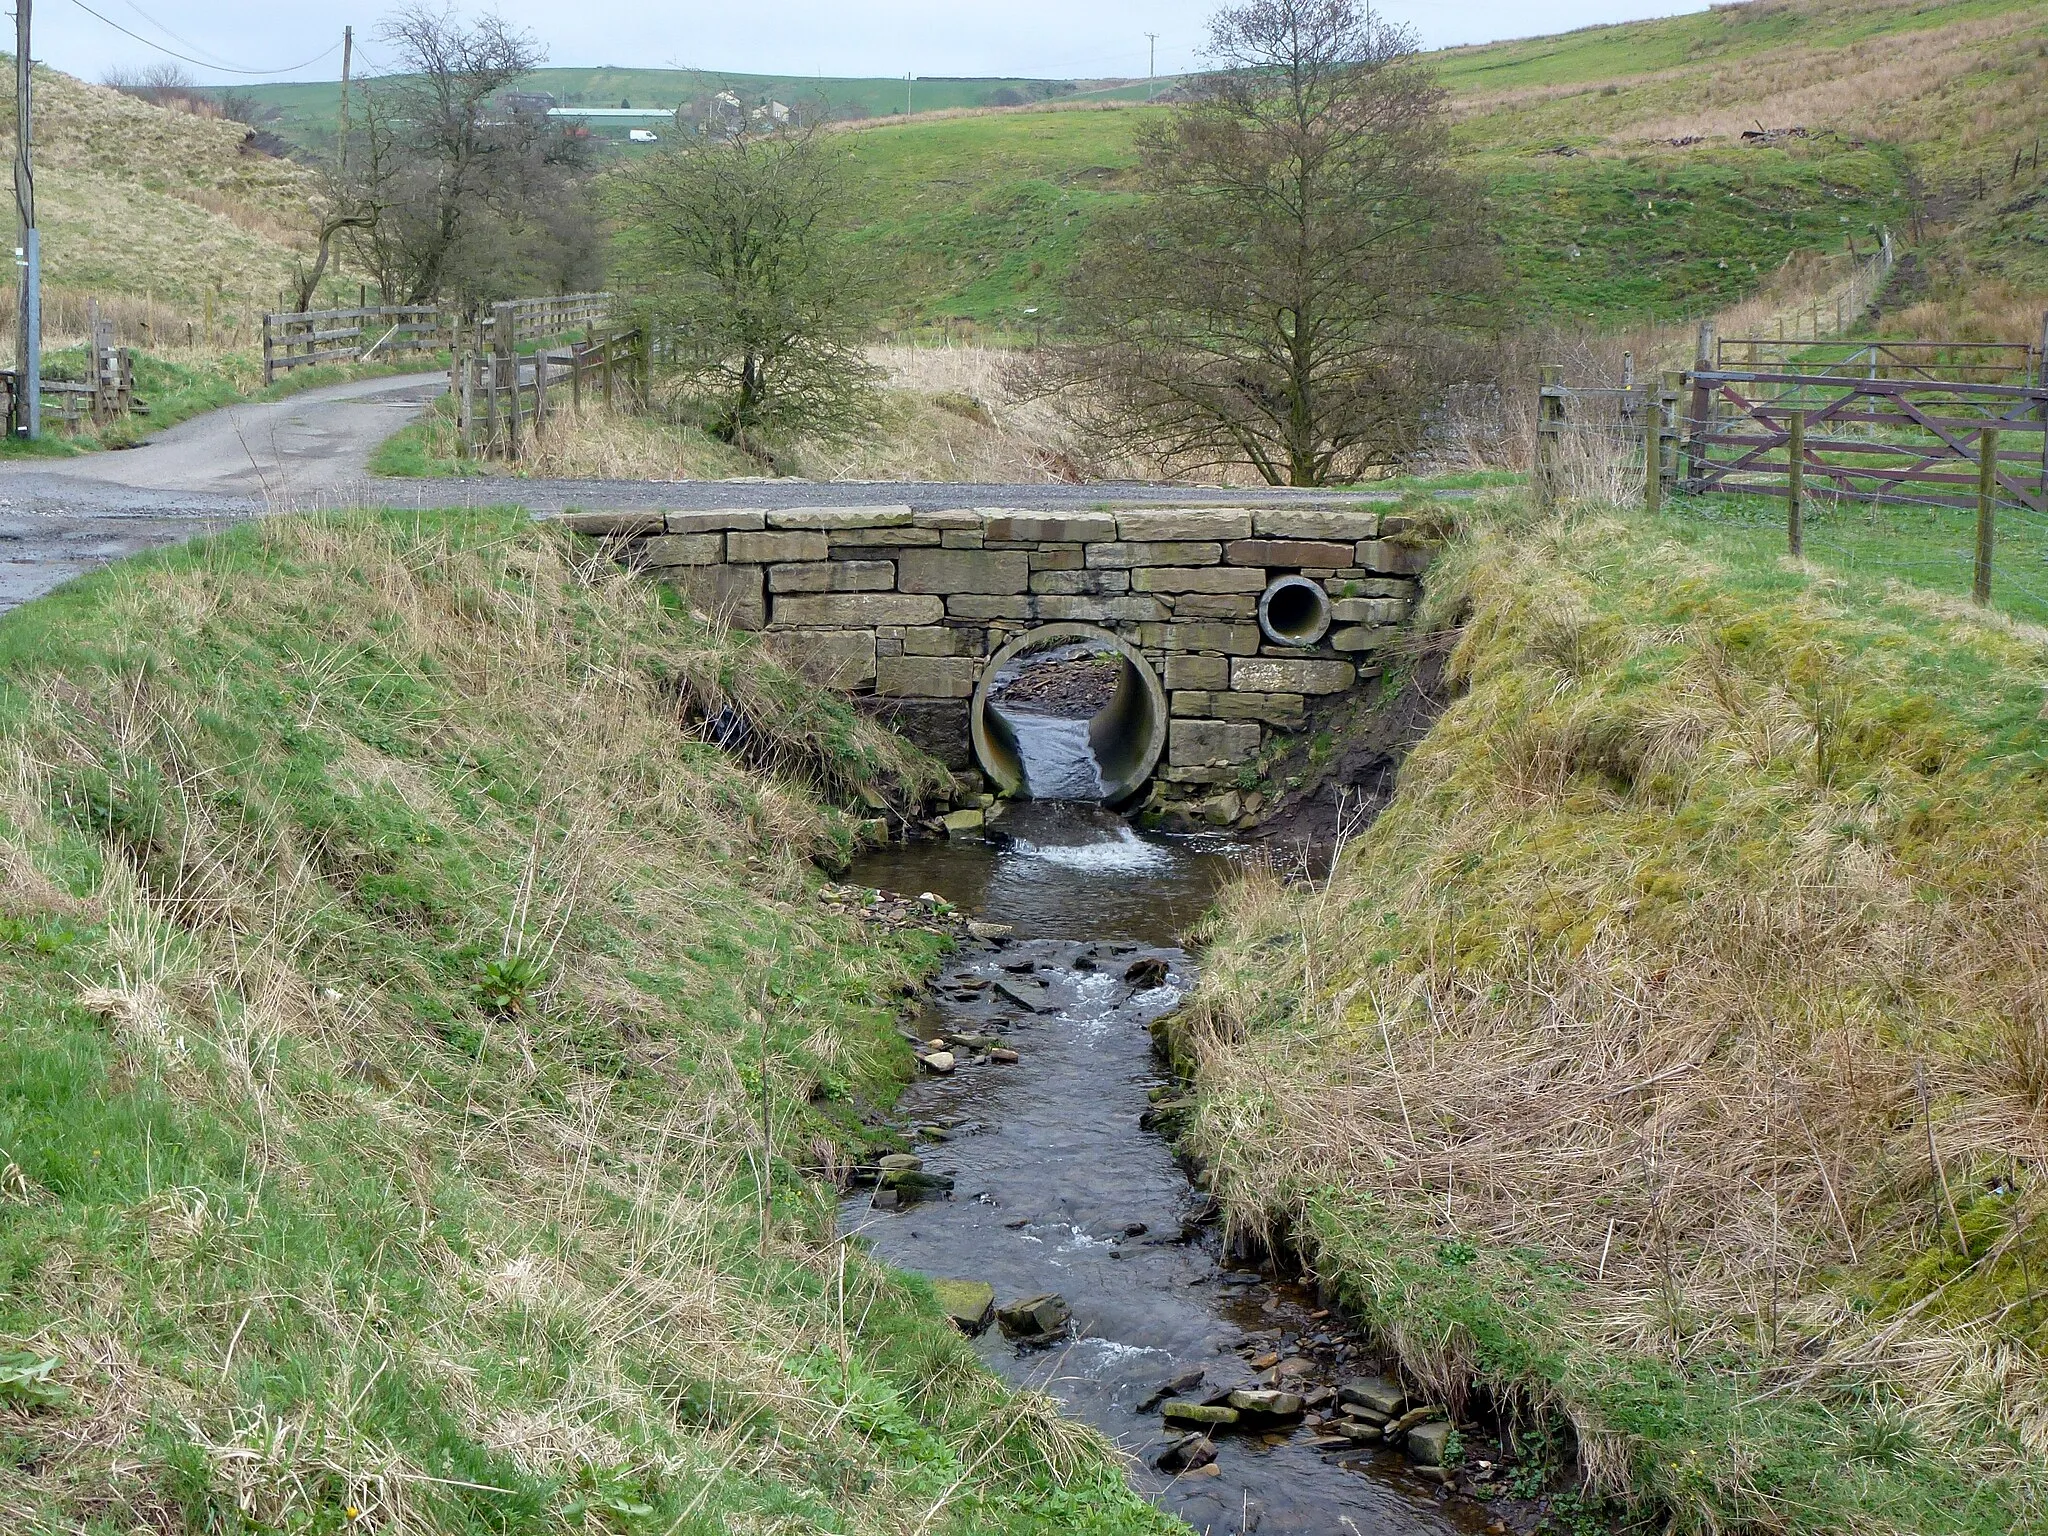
top-left (218, 0), bottom-right (2048, 333)
top-left (837, 113), bottom-right (1909, 334)
top-left (835, 0), bottom-right (2043, 333)
top-left (226, 68), bottom-right (1165, 153)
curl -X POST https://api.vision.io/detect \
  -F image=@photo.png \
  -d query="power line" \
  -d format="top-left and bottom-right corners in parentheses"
top-left (63, 0), bottom-right (341, 77)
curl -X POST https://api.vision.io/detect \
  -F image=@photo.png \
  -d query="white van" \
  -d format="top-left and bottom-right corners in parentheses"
top-left (628, 128), bottom-right (658, 143)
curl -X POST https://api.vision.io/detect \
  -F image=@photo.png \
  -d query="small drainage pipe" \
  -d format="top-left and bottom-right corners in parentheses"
top-left (1257, 575), bottom-right (1333, 647)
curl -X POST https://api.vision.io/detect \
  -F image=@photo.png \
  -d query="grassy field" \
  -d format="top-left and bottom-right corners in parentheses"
top-left (0, 507), bottom-right (1179, 1534)
top-left (1180, 491), bottom-right (2048, 1534)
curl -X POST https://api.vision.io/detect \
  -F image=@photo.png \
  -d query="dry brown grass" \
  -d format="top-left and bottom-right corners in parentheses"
top-left (0, 64), bottom-right (318, 331)
top-left (1185, 500), bottom-right (2048, 1525)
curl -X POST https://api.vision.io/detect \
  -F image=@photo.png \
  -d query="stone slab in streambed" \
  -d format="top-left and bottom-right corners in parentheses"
top-left (931, 1278), bottom-right (996, 1335)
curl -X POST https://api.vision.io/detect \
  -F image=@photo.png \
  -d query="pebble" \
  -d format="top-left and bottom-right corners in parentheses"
top-left (989, 1047), bottom-right (1020, 1064)
top-left (920, 1051), bottom-right (956, 1074)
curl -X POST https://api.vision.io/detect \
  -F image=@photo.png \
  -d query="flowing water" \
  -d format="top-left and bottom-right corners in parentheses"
top-left (846, 785), bottom-right (1487, 1534)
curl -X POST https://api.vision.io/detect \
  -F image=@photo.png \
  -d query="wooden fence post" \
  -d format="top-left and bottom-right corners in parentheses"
top-left (570, 343), bottom-right (582, 415)
top-left (493, 300), bottom-right (519, 461)
top-left (2037, 309), bottom-right (2047, 508)
top-left (1536, 364), bottom-right (1563, 510)
top-left (1684, 319), bottom-right (1716, 490)
top-left (1644, 379), bottom-right (1662, 517)
top-left (1787, 409), bottom-right (1806, 557)
top-left (484, 353), bottom-right (501, 459)
top-left (1659, 369), bottom-right (1683, 504)
top-left (261, 313), bottom-right (275, 386)
top-left (1976, 427), bottom-right (2000, 605)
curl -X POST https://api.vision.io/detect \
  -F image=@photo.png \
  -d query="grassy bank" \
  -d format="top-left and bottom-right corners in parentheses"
top-left (1183, 495), bottom-right (2048, 1533)
top-left (0, 508), bottom-right (1174, 1534)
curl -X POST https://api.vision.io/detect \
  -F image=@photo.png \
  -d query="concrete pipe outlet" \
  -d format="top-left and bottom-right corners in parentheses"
top-left (970, 623), bottom-right (1168, 808)
top-left (1257, 574), bottom-right (1333, 647)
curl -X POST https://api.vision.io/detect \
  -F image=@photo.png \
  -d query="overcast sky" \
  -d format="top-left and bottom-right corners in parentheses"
top-left (42, 0), bottom-right (1712, 86)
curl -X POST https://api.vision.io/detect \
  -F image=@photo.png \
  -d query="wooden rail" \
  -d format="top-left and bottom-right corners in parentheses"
top-left (1685, 367), bottom-right (2048, 513)
top-left (261, 292), bottom-right (613, 384)
top-left (452, 324), bottom-right (648, 462)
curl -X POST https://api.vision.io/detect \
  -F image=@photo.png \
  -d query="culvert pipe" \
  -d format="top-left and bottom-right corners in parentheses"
top-left (969, 623), bottom-right (1168, 807)
top-left (1257, 574), bottom-right (1333, 647)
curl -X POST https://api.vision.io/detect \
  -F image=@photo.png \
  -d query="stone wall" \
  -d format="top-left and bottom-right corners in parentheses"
top-left (565, 505), bottom-right (1433, 821)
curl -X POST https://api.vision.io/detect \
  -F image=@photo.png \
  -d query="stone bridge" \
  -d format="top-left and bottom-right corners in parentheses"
top-left (566, 504), bottom-right (1433, 824)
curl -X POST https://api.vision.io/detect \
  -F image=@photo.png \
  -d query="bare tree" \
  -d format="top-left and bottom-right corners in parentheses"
top-left (330, 5), bottom-right (600, 308)
top-left (1060, 0), bottom-right (1496, 486)
top-left (612, 123), bottom-right (879, 454)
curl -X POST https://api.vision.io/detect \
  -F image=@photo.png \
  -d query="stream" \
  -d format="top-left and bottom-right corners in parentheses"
top-left (841, 696), bottom-right (1490, 1536)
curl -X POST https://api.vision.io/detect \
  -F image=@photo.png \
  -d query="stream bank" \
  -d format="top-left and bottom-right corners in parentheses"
top-left (842, 805), bottom-right (1511, 1536)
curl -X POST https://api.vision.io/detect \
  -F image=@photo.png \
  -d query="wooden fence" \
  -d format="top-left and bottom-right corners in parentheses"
top-left (261, 291), bottom-right (613, 384)
top-left (1538, 313), bottom-right (2048, 606)
top-left (0, 310), bottom-right (140, 434)
top-left (451, 326), bottom-right (648, 462)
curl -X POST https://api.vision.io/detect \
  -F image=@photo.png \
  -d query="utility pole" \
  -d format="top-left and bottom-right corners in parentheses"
top-left (905, 72), bottom-right (911, 116)
top-left (338, 25), bottom-right (353, 177)
top-left (1145, 32), bottom-right (1159, 99)
top-left (13, 0), bottom-right (36, 439)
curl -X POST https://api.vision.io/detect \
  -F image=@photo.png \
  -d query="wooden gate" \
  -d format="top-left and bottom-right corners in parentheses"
top-left (1686, 345), bottom-right (2048, 513)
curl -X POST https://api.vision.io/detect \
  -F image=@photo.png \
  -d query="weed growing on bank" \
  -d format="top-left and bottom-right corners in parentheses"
top-left (1186, 493), bottom-right (2048, 1534)
top-left (0, 509), bottom-right (1169, 1534)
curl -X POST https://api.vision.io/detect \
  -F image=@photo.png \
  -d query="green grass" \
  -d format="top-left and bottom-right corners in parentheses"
top-left (0, 509), bottom-right (1174, 1534)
